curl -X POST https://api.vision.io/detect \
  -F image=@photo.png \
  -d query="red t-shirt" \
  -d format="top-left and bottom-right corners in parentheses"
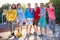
top-left (34, 7), bottom-right (40, 20)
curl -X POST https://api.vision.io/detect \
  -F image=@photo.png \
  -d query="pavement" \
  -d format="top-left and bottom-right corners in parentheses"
top-left (0, 23), bottom-right (60, 40)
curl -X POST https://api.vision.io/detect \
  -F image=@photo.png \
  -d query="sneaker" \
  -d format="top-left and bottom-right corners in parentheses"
top-left (42, 34), bottom-right (47, 37)
top-left (0, 36), bottom-right (2, 38)
top-left (29, 33), bottom-right (33, 36)
top-left (55, 32), bottom-right (59, 38)
top-left (51, 34), bottom-right (55, 38)
top-left (11, 32), bottom-right (15, 36)
top-left (38, 34), bottom-right (43, 37)
top-left (34, 32), bottom-right (37, 36)
top-left (8, 35), bottom-right (13, 38)
top-left (26, 34), bottom-right (29, 37)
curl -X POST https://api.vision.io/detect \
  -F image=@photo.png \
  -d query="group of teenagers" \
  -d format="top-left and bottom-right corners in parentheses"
top-left (6, 3), bottom-right (59, 38)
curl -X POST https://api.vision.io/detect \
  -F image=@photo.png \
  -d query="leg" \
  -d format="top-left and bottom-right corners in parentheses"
top-left (29, 25), bottom-right (32, 33)
top-left (49, 19), bottom-right (52, 30)
top-left (39, 18), bottom-right (43, 34)
top-left (26, 25), bottom-right (29, 34)
top-left (29, 19), bottom-right (33, 34)
top-left (33, 25), bottom-right (37, 32)
top-left (19, 25), bottom-right (22, 33)
top-left (43, 18), bottom-right (47, 34)
top-left (33, 20), bottom-right (37, 33)
top-left (9, 21), bottom-right (13, 33)
top-left (35, 20), bottom-right (39, 33)
top-left (52, 20), bottom-right (56, 34)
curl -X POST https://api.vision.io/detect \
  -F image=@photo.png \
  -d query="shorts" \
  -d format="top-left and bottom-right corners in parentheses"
top-left (26, 18), bottom-right (33, 25)
top-left (33, 19), bottom-right (39, 26)
top-left (17, 18), bottom-right (23, 26)
top-left (39, 17), bottom-right (46, 28)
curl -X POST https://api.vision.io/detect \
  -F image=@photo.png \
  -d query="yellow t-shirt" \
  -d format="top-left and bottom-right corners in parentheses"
top-left (6, 9), bottom-right (17, 21)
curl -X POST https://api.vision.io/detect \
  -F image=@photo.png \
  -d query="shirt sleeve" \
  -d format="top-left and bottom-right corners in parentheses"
top-left (24, 8), bottom-right (27, 19)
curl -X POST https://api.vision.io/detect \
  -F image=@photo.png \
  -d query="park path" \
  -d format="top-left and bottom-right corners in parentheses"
top-left (0, 23), bottom-right (60, 40)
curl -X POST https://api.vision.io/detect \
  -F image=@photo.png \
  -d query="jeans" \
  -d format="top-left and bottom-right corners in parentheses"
top-left (49, 19), bottom-right (56, 34)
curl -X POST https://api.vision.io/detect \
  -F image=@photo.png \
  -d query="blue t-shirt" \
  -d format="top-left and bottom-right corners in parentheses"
top-left (40, 8), bottom-right (46, 18)
top-left (16, 8), bottom-right (25, 20)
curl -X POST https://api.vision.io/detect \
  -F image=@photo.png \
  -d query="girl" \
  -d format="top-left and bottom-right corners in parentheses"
top-left (39, 3), bottom-right (47, 37)
top-left (46, 3), bottom-right (59, 38)
top-left (6, 4), bottom-right (17, 37)
top-left (16, 3), bottom-right (25, 37)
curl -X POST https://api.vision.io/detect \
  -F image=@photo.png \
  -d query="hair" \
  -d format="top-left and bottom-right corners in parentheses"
top-left (35, 3), bottom-right (38, 5)
top-left (48, 3), bottom-right (54, 8)
top-left (11, 4), bottom-right (16, 9)
top-left (28, 3), bottom-right (31, 5)
top-left (17, 3), bottom-right (21, 6)
top-left (40, 3), bottom-right (44, 6)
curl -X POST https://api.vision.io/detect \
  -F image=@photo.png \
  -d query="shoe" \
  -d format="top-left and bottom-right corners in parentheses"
top-left (26, 34), bottom-right (29, 37)
top-left (16, 32), bottom-right (22, 38)
top-left (38, 34), bottom-right (43, 37)
top-left (29, 33), bottom-right (33, 36)
top-left (51, 34), bottom-right (55, 38)
top-left (34, 32), bottom-right (37, 36)
top-left (8, 35), bottom-right (13, 38)
top-left (11, 32), bottom-right (15, 36)
top-left (42, 34), bottom-right (47, 37)
top-left (0, 36), bottom-right (2, 38)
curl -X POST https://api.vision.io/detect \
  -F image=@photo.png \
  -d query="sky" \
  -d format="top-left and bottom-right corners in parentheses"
top-left (0, 0), bottom-right (49, 7)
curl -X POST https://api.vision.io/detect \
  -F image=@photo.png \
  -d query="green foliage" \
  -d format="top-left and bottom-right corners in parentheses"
top-left (0, 8), bottom-right (3, 23)
top-left (2, 3), bottom-right (11, 10)
top-left (50, 0), bottom-right (60, 24)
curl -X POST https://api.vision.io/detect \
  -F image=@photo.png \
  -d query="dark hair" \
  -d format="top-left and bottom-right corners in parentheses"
top-left (11, 4), bottom-right (16, 9)
top-left (40, 3), bottom-right (44, 6)
top-left (17, 3), bottom-right (21, 6)
top-left (28, 3), bottom-right (31, 5)
top-left (35, 3), bottom-right (38, 5)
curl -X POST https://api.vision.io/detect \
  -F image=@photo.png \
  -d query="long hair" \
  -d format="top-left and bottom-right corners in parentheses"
top-left (11, 4), bottom-right (16, 9)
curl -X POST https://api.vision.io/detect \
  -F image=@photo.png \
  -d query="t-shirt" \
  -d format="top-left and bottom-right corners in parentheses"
top-left (46, 7), bottom-right (55, 20)
top-left (34, 7), bottom-right (40, 20)
top-left (40, 8), bottom-right (46, 18)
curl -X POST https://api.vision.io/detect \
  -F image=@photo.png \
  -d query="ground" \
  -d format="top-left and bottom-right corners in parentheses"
top-left (0, 23), bottom-right (60, 40)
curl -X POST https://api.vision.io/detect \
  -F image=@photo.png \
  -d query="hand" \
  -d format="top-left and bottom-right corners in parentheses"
top-left (44, 7), bottom-right (46, 9)
top-left (38, 14), bottom-right (40, 16)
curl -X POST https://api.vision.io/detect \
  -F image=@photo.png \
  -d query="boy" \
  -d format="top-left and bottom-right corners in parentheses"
top-left (39, 3), bottom-right (47, 37)
top-left (46, 3), bottom-right (59, 37)
top-left (25, 3), bottom-right (34, 36)
top-left (16, 3), bottom-right (25, 36)
top-left (33, 3), bottom-right (40, 36)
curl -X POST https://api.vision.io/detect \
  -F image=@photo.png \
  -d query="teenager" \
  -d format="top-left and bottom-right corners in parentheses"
top-left (39, 3), bottom-right (47, 37)
top-left (33, 3), bottom-right (40, 36)
top-left (25, 3), bottom-right (34, 36)
top-left (46, 3), bottom-right (59, 37)
top-left (6, 4), bottom-right (17, 37)
top-left (16, 3), bottom-right (25, 37)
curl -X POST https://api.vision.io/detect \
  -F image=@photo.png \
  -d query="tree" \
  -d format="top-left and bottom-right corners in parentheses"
top-left (2, 3), bottom-right (11, 10)
top-left (0, 8), bottom-right (3, 23)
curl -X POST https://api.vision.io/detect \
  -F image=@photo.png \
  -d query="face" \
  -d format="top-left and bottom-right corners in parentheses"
top-left (17, 5), bottom-right (21, 9)
top-left (28, 4), bottom-right (31, 8)
top-left (35, 3), bottom-right (38, 8)
top-left (12, 4), bottom-right (16, 9)
top-left (48, 3), bottom-right (52, 7)
top-left (40, 3), bottom-right (44, 8)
